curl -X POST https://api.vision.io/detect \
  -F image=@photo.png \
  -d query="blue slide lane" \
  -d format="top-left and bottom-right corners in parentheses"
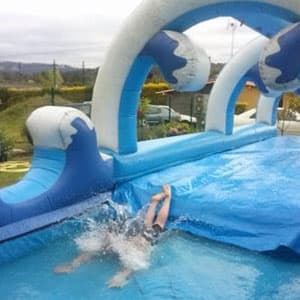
top-left (0, 148), bottom-right (65, 204)
top-left (114, 136), bottom-right (300, 254)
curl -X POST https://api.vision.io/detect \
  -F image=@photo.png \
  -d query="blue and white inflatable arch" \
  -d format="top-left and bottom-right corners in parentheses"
top-left (92, 0), bottom-right (300, 154)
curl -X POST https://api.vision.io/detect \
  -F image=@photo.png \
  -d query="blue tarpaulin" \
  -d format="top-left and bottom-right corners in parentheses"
top-left (114, 136), bottom-right (300, 254)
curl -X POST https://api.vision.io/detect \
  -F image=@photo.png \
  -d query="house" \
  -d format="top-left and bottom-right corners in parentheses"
top-left (155, 80), bottom-right (298, 129)
top-left (155, 80), bottom-right (260, 129)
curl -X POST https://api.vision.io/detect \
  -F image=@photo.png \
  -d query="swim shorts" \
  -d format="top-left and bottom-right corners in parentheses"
top-left (123, 219), bottom-right (163, 245)
top-left (142, 223), bottom-right (163, 245)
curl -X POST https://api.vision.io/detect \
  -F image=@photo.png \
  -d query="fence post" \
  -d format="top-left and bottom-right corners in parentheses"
top-left (168, 95), bottom-right (171, 122)
top-left (51, 59), bottom-right (56, 106)
top-left (190, 96), bottom-right (194, 124)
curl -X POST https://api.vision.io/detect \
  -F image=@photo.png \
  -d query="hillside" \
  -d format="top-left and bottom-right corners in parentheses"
top-left (0, 61), bottom-right (76, 75)
top-left (0, 61), bottom-right (99, 87)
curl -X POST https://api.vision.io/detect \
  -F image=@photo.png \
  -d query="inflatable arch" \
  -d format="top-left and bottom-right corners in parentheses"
top-left (92, 0), bottom-right (300, 154)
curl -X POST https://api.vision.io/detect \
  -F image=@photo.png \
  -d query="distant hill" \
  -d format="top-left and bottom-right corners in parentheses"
top-left (0, 61), bottom-right (99, 87)
top-left (0, 61), bottom-right (77, 75)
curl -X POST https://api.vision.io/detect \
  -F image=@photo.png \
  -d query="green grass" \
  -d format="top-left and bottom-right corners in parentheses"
top-left (0, 172), bottom-right (27, 188)
top-left (0, 94), bottom-right (73, 152)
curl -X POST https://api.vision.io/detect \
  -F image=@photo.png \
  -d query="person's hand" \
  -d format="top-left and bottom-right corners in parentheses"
top-left (162, 184), bottom-right (171, 197)
top-left (53, 264), bottom-right (73, 274)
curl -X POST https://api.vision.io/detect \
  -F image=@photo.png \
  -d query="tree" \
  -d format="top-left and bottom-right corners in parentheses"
top-left (278, 93), bottom-right (300, 135)
top-left (34, 69), bottom-right (64, 89)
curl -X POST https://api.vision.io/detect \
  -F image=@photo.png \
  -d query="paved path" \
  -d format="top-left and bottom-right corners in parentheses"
top-left (0, 161), bottom-right (30, 173)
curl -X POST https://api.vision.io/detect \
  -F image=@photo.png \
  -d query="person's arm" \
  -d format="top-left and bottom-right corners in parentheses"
top-left (154, 185), bottom-right (172, 230)
top-left (151, 191), bottom-right (166, 202)
top-left (53, 253), bottom-right (94, 274)
top-left (144, 190), bottom-right (166, 228)
top-left (107, 268), bottom-right (133, 288)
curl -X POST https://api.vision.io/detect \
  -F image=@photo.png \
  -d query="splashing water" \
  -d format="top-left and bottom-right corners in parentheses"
top-left (74, 200), bottom-right (153, 272)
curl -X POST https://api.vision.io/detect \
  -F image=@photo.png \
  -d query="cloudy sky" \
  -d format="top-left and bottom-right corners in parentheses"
top-left (0, 0), bottom-right (260, 67)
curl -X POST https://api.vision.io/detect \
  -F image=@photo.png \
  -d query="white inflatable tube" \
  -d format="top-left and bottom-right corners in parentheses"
top-left (205, 36), bottom-right (269, 134)
top-left (92, 0), bottom-right (300, 152)
top-left (27, 106), bottom-right (94, 150)
top-left (256, 94), bottom-right (279, 125)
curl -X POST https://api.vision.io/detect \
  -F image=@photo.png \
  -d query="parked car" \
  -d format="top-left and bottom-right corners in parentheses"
top-left (234, 108), bottom-right (300, 135)
top-left (234, 109), bottom-right (257, 127)
top-left (144, 105), bottom-right (197, 125)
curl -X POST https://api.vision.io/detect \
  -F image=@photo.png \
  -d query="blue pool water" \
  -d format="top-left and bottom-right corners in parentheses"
top-left (1, 205), bottom-right (300, 300)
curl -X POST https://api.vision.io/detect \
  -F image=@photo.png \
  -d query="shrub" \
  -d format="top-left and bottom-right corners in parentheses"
top-left (138, 121), bottom-right (196, 141)
top-left (138, 124), bottom-right (167, 141)
top-left (0, 131), bottom-right (13, 162)
top-left (165, 121), bottom-right (193, 134)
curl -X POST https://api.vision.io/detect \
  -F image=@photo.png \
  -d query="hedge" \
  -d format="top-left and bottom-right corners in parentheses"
top-left (0, 83), bottom-right (171, 110)
top-left (0, 87), bottom-right (45, 109)
top-left (0, 86), bottom-right (94, 110)
top-left (56, 86), bottom-right (93, 103)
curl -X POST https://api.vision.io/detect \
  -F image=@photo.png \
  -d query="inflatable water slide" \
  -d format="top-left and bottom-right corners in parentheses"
top-left (1, 0), bottom-right (300, 254)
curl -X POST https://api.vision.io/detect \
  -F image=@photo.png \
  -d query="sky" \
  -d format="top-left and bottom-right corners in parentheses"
top-left (0, 0), bottom-right (260, 68)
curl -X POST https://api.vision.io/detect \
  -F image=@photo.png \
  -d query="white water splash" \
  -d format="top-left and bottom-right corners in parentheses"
top-left (75, 219), bottom-right (110, 253)
top-left (75, 205), bottom-right (153, 272)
